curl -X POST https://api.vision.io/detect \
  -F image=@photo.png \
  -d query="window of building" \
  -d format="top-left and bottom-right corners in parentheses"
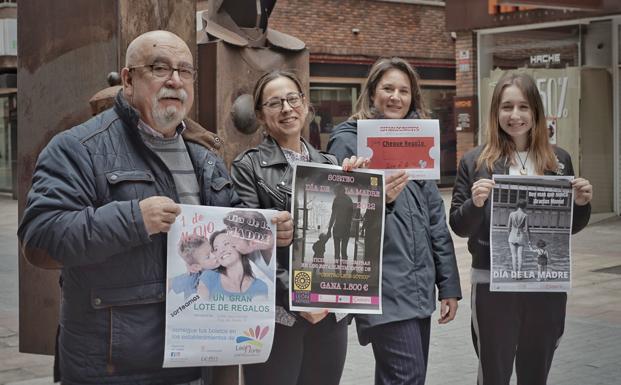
top-left (479, 25), bottom-right (581, 76)
top-left (422, 87), bottom-right (456, 185)
top-left (0, 93), bottom-right (16, 193)
top-left (309, 83), bottom-right (360, 151)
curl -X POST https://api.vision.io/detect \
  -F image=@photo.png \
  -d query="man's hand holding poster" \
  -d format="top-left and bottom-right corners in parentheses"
top-left (490, 176), bottom-right (574, 292)
top-left (357, 119), bottom-right (440, 180)
top-left (290, 162), bottom-right (384, 314)
top-left (164, 205), bottom-right (277, 367)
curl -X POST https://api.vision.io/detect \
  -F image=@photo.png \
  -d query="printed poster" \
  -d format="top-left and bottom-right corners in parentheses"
top-left (290, 162), bottom-right (384, 314)
top-left (164, 205), bottom-right (278, 367)
top-left (490, 176), bottom-right (574, 292)
top-left (357, 119), bottom-right (440, 180)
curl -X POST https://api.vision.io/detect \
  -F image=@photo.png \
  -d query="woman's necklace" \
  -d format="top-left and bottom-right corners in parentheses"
top-left (515, 149), bottom-right (530, 175)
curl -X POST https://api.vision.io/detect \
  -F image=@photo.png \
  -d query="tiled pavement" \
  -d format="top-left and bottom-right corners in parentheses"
top-left (0, 196), bottom-right (55, 385)
top-left (1, 193), bottom-right (619, 385)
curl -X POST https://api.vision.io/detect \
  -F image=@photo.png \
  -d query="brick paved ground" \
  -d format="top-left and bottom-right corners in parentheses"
top-left (1, 193), bottom-right (619, 385)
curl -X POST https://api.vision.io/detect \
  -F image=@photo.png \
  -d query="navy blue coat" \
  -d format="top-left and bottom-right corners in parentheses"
top-left (328, 120), bottom-right (462, 341)
top-left (18, 92), bottom-right (239, 384)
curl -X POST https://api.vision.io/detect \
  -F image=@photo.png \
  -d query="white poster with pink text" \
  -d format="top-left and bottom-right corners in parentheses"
top-left (357, 119), bottom-right (441, 180)
top-left (163, 205), bottom-right (277, 367)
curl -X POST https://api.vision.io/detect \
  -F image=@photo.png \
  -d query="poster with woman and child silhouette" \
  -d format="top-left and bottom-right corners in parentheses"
top-left (163, 206), bottom-right (278, 367)
top-left (290, 162), bottom-right (385, 314)
top-left (490, 175), bottom-right (574, 292)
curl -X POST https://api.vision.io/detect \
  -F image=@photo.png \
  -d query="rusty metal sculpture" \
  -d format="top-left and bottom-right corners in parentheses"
top-left (197, 4), bottom-right (308, 382)
top-left (18, 0), bottom-right (198, 357)
top-left (197, 0), bottom-right (309, 166)
top-left (203, 0), bottom-right (304, 49)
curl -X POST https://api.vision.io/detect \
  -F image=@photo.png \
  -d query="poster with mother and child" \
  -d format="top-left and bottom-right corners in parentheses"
top-left (490, 175), bottom-right (574, 292)
top-left (163, 206), bottom-right (278, 367)
top-left (289, 163), bottom-right (385, 314)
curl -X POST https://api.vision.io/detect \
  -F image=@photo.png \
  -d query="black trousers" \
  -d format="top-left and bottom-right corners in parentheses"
top-left (364, 318), bottom-right (431, 385)
top-left (333, 235), bottom-right (350, 260)
top-left (243, 314), bottom-right (348, 385)
top-left (471, 283), bottom-right (567, 385)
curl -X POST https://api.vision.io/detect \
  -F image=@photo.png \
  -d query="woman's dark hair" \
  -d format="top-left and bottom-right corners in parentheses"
top-left (350, 57), bottom-right (427, 121)
top-left (210, 229), bottom-right (255, 289)
top-left (252, 70), bottom-right (311, 139)
top-left (252, 70), bottom-right (305, 111)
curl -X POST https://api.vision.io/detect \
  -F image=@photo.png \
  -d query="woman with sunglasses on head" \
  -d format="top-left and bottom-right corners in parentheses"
top-left (231, 70), bottom-right (365, 385)
top-left (327, 57), bottom-right (462, 385)
top-left (450, 72), bottom-right (592, 385)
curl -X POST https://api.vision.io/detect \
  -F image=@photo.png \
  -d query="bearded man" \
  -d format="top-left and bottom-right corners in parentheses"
top-left (18, 30), bottom-right (292, 385)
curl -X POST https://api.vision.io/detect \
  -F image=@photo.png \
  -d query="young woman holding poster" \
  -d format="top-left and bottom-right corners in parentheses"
top-left (327, 57), bottom-right (462, 385)
top-left (450, 72), bottom-right (592, 385)
top-left (231, 70), bottom-right (366, 385)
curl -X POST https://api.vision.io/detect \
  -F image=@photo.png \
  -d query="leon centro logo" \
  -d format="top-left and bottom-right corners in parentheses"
top-left (235, 326), bottom-right (270, 353)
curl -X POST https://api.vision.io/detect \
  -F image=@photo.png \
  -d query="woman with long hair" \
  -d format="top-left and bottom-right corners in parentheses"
top-left (507, 199), bottom-right (531, 275)
top-left (450, 72), bottom-right (592, 384)
top-left (197, 229), bottom-right (267, 299)
top-left (230, 70), bottom-right (365, 385)
top-left (328, 57), bottom-right (462, 385)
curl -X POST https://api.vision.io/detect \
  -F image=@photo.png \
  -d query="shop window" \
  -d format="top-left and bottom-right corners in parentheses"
top-left (618, 23), bottom-right (621, 65)
top-left (501, 188), bottom-right (509, 203)
top-left (479, 25), bottom-right (580, 79)
top-left (509, 189), bottom-right (518, 204)
top-left (422, 87), bottom-right (456, 185)
top-left (0, 94), bottom-right (16, 193)
top-left (309, 84), bottom-right (359, 151)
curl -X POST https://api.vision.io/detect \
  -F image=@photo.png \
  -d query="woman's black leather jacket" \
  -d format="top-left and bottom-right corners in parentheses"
top-left (231, 135), bottom-right (337, 309)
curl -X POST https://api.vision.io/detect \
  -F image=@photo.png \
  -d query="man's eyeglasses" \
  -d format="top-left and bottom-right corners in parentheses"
top-left (129, 62), bottom-right (197, 82)
top-left (262, 92), bottom-right (305, 111)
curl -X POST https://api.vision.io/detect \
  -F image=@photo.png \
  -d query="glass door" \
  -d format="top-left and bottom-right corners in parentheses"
top-left (309, 84), bottom-right (360, 151)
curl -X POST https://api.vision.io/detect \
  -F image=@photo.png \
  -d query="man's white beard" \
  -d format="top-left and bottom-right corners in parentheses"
top-left (151, 88), bottom-right (188, 132)
top-left (153, 104), bottom-right (184, 128)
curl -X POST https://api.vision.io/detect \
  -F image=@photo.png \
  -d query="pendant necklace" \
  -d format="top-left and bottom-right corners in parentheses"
top-left (515, 150), bottom-right (530, 175)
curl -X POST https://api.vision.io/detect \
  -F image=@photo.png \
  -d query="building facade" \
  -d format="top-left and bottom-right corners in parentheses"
top-left (446, 0), bottom-right (621, 215)
top-left (270, 0), bottom-right (458, 185)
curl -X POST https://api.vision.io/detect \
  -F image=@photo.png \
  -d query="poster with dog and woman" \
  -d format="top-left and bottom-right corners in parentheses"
top-left (490, 175), bottom-right (574, 292)
top-left (290, 162), bottom-right (385, 314)
top-left (163, 205), bottom-right (278, 367)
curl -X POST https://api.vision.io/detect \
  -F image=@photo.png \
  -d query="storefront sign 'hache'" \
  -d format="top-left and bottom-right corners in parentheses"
top-left (530, 53), bottom-right (561, 65)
